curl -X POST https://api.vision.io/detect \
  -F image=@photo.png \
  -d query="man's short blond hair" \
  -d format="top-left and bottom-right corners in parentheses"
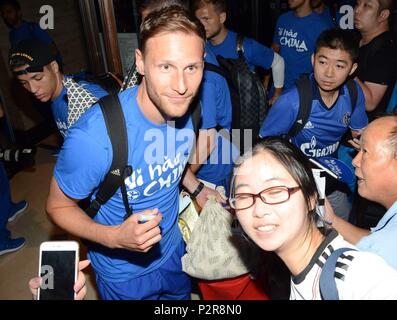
top-left (139, 5), bottom-right (206, 54)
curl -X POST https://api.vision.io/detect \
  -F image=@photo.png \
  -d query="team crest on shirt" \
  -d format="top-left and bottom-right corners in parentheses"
top-left (342, 112), bottom-right (351, 126)
top-left (127, 189), bottom-right (140, 201)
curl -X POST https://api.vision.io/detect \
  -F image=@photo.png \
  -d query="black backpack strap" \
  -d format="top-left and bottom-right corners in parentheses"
top-left (204, 61), bottom-right (227, 78)
top-left (346, 79), bottom-right (358, 114)
top-left (288, 75), bottom-right (313, 137)
top-left (85, 95), bottom-right (132, 219)
top-left (191, 99), bottom-right (202, 137)
top-left (320, 247), bottom-right (357, 300)
top-left (236, 33), bottom-right (245, 59)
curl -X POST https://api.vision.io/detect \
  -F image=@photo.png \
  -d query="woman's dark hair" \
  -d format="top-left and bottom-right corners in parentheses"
top-left (315, 28), bottom-right (359, 62)
top-left (232, 137), bottom-right (319, 226)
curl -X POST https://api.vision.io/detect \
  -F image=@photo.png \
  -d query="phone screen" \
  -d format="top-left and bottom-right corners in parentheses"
top-left (39, 250), bottom-right (76, 300)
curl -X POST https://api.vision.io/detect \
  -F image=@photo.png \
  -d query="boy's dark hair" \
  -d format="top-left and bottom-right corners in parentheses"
top-left (315, 28), bottom-right (359, 61)
top-left (0, 0), bottom-right (21, 10)
top-left (139, 5), bottom-right (205, 54)
top-left (191, 0), bottom-right (227, 14)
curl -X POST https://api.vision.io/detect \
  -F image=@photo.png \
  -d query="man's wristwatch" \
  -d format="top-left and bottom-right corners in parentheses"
top-left (190, 182), bottom-right (204, 200)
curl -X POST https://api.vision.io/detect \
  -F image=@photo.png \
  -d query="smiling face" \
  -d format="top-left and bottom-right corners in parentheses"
top-left (352, 117), bottom-right (397, 208)
top-left (312, 46), bottom-right (357, 93)
top-left (233, 151), bottom-right (313, 255)
top-left (136, 31), bottom-right (204, 122)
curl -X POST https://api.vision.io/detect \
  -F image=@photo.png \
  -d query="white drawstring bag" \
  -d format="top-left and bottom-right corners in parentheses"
top-left (182, 196), bottom-right (261, 280)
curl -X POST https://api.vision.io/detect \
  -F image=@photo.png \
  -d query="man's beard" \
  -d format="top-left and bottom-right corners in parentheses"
top-left (207, 26), bottom-right (222, 40)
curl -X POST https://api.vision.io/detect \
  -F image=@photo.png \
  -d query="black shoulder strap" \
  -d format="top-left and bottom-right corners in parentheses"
top-left (236, 33), bottom-right (244, 59)
top-left (191, 99), bottom-right (201, 137)
top-left (204, 61), bottom-right (227, 78)
top-left (346, 79), bottom-right (358, 114)
top-left (320, 247), bottom-right (357, 300)
top-left (288, 75), bottom-right (313, 137)
top-left (85, 95), bottom-right (132, 219)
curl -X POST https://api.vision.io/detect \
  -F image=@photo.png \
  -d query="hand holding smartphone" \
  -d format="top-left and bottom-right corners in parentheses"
top-left (37, 241), bottom-right (79, 300)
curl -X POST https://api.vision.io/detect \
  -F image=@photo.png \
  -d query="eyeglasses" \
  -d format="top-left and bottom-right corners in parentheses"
top-left (229, 186), bottom-right (301, 210)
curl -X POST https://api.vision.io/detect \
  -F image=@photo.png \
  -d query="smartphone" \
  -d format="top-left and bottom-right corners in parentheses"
top-left (37, 241), bottom-right (79, 300)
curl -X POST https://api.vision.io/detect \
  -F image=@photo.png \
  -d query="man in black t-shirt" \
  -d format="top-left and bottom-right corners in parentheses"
top-left (354, 0), bottom-right (397, 121)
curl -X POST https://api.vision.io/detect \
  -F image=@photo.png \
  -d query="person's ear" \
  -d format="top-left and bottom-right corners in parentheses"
top-left (349, 62), bottom-right (358, 76)
top-left (135, 48), bottom-right (144, 76)
top-left (308, 194), bottom-right (317, 213)
top-left (220, 12), bottom-right (226, 24)
top-left (378, 9), bottom-right (390, 23)
top-left (49, 61), bottom-right (59, 74)
top-left (311, 53), bottom-right (315, 67)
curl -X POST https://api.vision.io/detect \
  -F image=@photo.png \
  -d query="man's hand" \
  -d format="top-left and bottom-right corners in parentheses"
top-left (30, 260), bottom-right (91, 300)
top-left (111, 209), bottom-right (163, 252)
top-left (268, 87), bottom-right (282, 106)
top-left (195, 186), bottom-right (227, 208)
top-left (348, 138), bottom-right (361, 151)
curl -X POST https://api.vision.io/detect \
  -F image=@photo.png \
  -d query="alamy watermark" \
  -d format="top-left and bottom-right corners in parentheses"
top-left (40, 265), bottom-right (55, 290)
top-left (338, 5), bottom-right (354, 30)
top-left (39, 5), bottom-right (54, 30)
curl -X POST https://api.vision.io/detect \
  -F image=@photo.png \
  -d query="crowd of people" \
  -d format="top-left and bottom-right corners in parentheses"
top-left (1, 0), bottom-right (397, 300)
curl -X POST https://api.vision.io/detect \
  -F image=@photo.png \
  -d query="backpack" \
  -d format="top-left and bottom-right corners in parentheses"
top-left (84, 94), bottom-right (202, 219)
top-left (204, 34), bottom-right (268, 154)
top-left (288, 75), bottom-right (358, 138)
top-left (319, 247), bottom-right (357, 300)
top-left (74, 72), bottom-right (123, 96)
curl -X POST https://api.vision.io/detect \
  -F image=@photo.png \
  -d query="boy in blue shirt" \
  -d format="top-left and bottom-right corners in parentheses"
top-left (46, 6), bottom-right (212, 300)
top-left (9, 39), bottom-right (108, 137)
top-left (193, 0), bottom-right (285, 105)
top-left (260, 28), bottom-right (368, 221)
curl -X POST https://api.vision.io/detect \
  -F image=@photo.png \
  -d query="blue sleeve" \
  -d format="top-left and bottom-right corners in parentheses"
top-left (244, 38), bottom-right (275, 70)
top-left (31, 23), bottom-right (54, 45)
top-left (259, 88), bottom-right (299, 137)
top-left (349, 82), bottom-right (368, 131)
top-left (199, 71), bottom-right (218, 130)
top-left (54, 111), bottom-right (111, 200)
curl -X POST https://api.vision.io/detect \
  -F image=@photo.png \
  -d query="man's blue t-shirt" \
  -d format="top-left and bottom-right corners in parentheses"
top-left (318, 6), bottom-right (336, 26)
top-left (356, 201), bottom-right (397, 270)
top-left (259, 74), bottom-right (368, 158)
top-left (51, 77), bottom-right (108, 137)
top-left (54, 86), bottom-right (195, 282)
top-left (196, 47), bottom-right (236, 186)
top-left (274, 11), bottom-right (333, 90)
top-left (9, 21), bottom-right (53, 46)
top-left (207, 30), bottom-right (274, 71)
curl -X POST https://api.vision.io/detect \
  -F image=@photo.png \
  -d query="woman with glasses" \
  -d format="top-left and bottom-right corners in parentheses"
top-left (229, 137), bottom-right (397, 299)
